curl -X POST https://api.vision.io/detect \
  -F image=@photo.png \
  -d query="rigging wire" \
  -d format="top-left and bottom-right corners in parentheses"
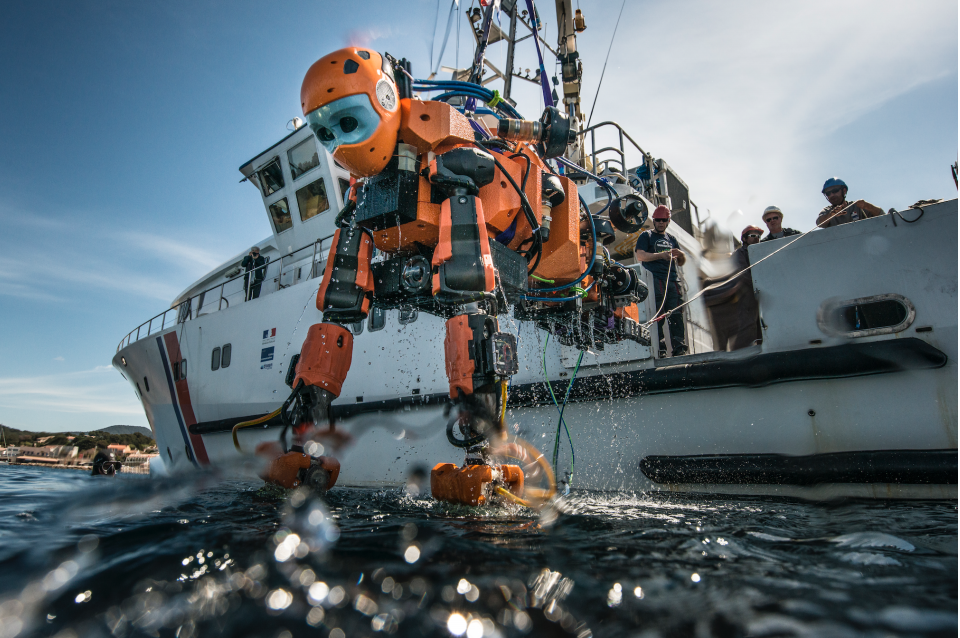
top-left (642, 201), bottom-right (863, 329)
top-left (586, 0), bottom-right (627, 128)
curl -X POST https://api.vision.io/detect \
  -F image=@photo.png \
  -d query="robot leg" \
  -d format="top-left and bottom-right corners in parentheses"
top-left (432, 311), bottom-right (523, 506)
top-left (260, 225), bottom-right (372, 491)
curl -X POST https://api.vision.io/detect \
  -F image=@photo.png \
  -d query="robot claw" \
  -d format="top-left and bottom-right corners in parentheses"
top-left (431, 462), bottom-right (524, 507)
top-left (256, 441), bottom-right (341, 492)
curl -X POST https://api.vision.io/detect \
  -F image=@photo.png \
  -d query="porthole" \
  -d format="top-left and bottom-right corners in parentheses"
top-left (368, 306), bottom-right (386, 332)
top-left (817, 294), bottom-right (915, 338)
top-left (143, 377), bottom-right (150, 392)
top-left (211, 347), bottom-right (221, 371)
top-left (221, 344), bottom-right (232, 368)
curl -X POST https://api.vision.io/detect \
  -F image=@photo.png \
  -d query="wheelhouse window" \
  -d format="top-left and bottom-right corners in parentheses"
top-left (269, 198), bottom-right (293, 233)
top-left (338, 178), bottom-right (351, 201)
top-left (288, 138), bottom-right (320, 180)
top-left (211, 347), bottom-right (221, 371)
top-left (296, 178), bottom-right (330, 222)
top-left (257, 158), bottom-right (285, 196)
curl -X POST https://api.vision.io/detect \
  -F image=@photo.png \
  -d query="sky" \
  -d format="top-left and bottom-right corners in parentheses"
top-left (0, 0), bottom-right (956, 433)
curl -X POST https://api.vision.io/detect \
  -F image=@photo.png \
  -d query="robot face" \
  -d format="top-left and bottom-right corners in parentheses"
top-left (301, 47), bottom-right (403, 177)
top-left (306, 94), bottom-right (381, 155)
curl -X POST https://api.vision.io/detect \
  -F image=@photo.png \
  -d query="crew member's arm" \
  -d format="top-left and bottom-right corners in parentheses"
top-left (634, 248), bottom-right (670, 263)
top-left (854, 199), bottom-right (884, 218)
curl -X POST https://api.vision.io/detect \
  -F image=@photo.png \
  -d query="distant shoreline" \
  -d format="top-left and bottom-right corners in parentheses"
top-left (1, 462), bottom-right (89, 471)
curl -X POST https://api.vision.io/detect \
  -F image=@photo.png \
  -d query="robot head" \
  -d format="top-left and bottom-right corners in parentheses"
top-left (301, 48), bottom-right (401, 177)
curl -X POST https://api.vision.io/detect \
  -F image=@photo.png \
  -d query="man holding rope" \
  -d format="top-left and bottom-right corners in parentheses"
top-left (817, 178), bottom-right (884, 228)
top-left (635, 205), bottom-right (688, 357)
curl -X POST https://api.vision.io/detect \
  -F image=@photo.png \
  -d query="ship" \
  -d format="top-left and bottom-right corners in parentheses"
top-left (112, 1), bottom-right (957, 501)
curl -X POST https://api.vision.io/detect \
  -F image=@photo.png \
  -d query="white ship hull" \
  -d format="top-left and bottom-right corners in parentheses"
top-left (114, 201), bottom-right (958, 499)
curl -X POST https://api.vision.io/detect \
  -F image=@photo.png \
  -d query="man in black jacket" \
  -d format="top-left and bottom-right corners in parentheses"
top-left (759, 206), bottom-right (801, 242)
top-left (242, 246), bottom-right (266, 300)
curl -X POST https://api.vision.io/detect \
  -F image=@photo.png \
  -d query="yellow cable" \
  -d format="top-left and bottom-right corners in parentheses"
top-left (495, 486), bottom-right (531, 507)
top-left (232, 407), bottom-right (282, 453)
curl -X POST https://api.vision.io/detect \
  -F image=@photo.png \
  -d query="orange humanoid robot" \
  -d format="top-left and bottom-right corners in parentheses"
top-left (260, 47), bottom-right (648, 503)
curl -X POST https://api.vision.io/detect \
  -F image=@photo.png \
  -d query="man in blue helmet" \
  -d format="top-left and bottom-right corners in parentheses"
top-left (816, 178), bottom-right (883, 228)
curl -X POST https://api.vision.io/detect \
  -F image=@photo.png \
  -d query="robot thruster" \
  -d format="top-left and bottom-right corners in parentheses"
top-left (266, 47), bottom-right (648, 503)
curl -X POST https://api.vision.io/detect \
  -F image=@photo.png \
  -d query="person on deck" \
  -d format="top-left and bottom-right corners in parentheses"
top-left (816, 178), bottom-right (883, 228)
top-left (242, 246), bottom-right (266, 300)
top-left (634, 205), bottom-right (688, 357)
top-left (759, 206), bottom-right (801, 242)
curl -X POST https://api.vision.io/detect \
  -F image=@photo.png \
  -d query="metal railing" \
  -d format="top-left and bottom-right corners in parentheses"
top-left (578, 121), bottom-right (701, 234)
top-left (579, 121), bottom-right (651, 182)
top-left (117, 234), bottom-right (334, 352)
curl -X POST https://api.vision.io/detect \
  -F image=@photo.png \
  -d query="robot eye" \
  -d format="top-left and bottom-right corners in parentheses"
top-left (316, 126), bottom-right (335, 142)
top-left (339, 116), bottom-right (359, 133)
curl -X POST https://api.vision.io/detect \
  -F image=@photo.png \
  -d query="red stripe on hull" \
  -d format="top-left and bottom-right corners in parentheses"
top-left (163, 332), bottom-right (210, 465)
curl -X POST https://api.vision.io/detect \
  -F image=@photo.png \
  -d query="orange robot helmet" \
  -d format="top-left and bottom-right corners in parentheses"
top-left (301, 48), bottom-right (401, 177)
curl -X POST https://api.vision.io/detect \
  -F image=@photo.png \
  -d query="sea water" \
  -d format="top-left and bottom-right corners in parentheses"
top-left (0, 464), bottom-right (955, 637)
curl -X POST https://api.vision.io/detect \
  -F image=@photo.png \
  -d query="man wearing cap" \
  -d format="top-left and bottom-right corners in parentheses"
top-left (242, 246), bottom-right (267, 300)
top-left (759, 206), bottom-right (801, 242)
top-left (816, 178), bottom-right (883, 228)
top-left (634, 205), bottom-right (688, 357)
top-left (704, 226), bottom-right (763, 351)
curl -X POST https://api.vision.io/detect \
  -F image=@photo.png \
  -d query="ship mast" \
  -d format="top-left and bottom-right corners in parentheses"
top-left (465, 0), bottom-right (586, 164)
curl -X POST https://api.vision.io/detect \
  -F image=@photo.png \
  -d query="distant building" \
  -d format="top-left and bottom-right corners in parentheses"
top-left (0, 447), bottom-right (19, 460)
top-left (16, 446), bottom-right (60, 464)
top-left (107, 444), bottom-right (135, 456)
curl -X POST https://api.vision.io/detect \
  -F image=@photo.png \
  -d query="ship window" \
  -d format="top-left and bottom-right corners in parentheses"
top-left (817, 294), bottom-right (915, 337)
top-left (296, 178), bottom-right (330, 222)
top-left (221, 344), bottom-right (232, 368)
top-left (172, 361), bottom-right (179, 380)
top-left (258, 158), bottom-right (284, 196)
top-left (398, 306), bottom-right (418, 325)
top-left (368, 306), bottom-right (386, 332)
top-left (288, 138), bottom-right (320, 180)
top-left (143, 377), bottom-right (150, 392)
top-left (349, 321), bottom-right (364, 335)
top-left (180, 360), bottom-right (187, 380)
top-left (211, 347), bottom-right (221, 371)
top-left (339, 178), bottom-right (351, 201)
top-left (269, 198), bottom-right (293, 233)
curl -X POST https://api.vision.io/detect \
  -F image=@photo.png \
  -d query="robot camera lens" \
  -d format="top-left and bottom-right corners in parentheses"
top-left (316, 126), bottom-right (335, 142)
top-left (339, 116), bottom-right (359, 133)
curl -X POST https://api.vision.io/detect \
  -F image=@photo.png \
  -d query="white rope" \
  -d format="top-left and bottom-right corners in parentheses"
top-left (641, 201), bottom-right (859, 329)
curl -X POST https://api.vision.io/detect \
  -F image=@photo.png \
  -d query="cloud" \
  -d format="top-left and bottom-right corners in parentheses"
top-left (116, 230), bottom-right (232, 274)
top-left (53, 356), bottom-right (65, 361)
top-left (0, 366), bottom-right (145, 431)
top-left (587, 0), bottom-right (956, 227)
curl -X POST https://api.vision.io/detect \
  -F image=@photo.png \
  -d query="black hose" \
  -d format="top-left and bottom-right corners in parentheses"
top-left (278, 380), bottom-right (304, 453)
top-left (473, 142), bottom-right (543, 274)
top-left (446, 415), bottom-right (487, 448)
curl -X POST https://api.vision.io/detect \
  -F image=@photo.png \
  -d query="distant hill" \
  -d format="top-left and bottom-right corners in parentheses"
top-left (97, 425), bottom-right (154, 438)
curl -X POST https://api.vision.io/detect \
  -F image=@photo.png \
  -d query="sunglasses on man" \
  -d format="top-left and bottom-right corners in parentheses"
top-left (823, 187), bottom-right (844, 196)
top-left (763, 216), bottom-right (779, 223)
top-left (744, 233), bottom-right (761, 239)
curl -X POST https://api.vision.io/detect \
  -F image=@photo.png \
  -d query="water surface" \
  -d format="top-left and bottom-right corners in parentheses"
top-left (0, 464), bottom-right (955, 637)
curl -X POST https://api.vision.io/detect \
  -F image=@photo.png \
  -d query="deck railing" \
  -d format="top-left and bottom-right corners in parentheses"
top-left (117, 234), bottom-right (334, 352)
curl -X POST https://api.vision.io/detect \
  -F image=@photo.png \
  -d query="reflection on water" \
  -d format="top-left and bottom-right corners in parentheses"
top-left (0, 465), bottom-right (955, 637)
